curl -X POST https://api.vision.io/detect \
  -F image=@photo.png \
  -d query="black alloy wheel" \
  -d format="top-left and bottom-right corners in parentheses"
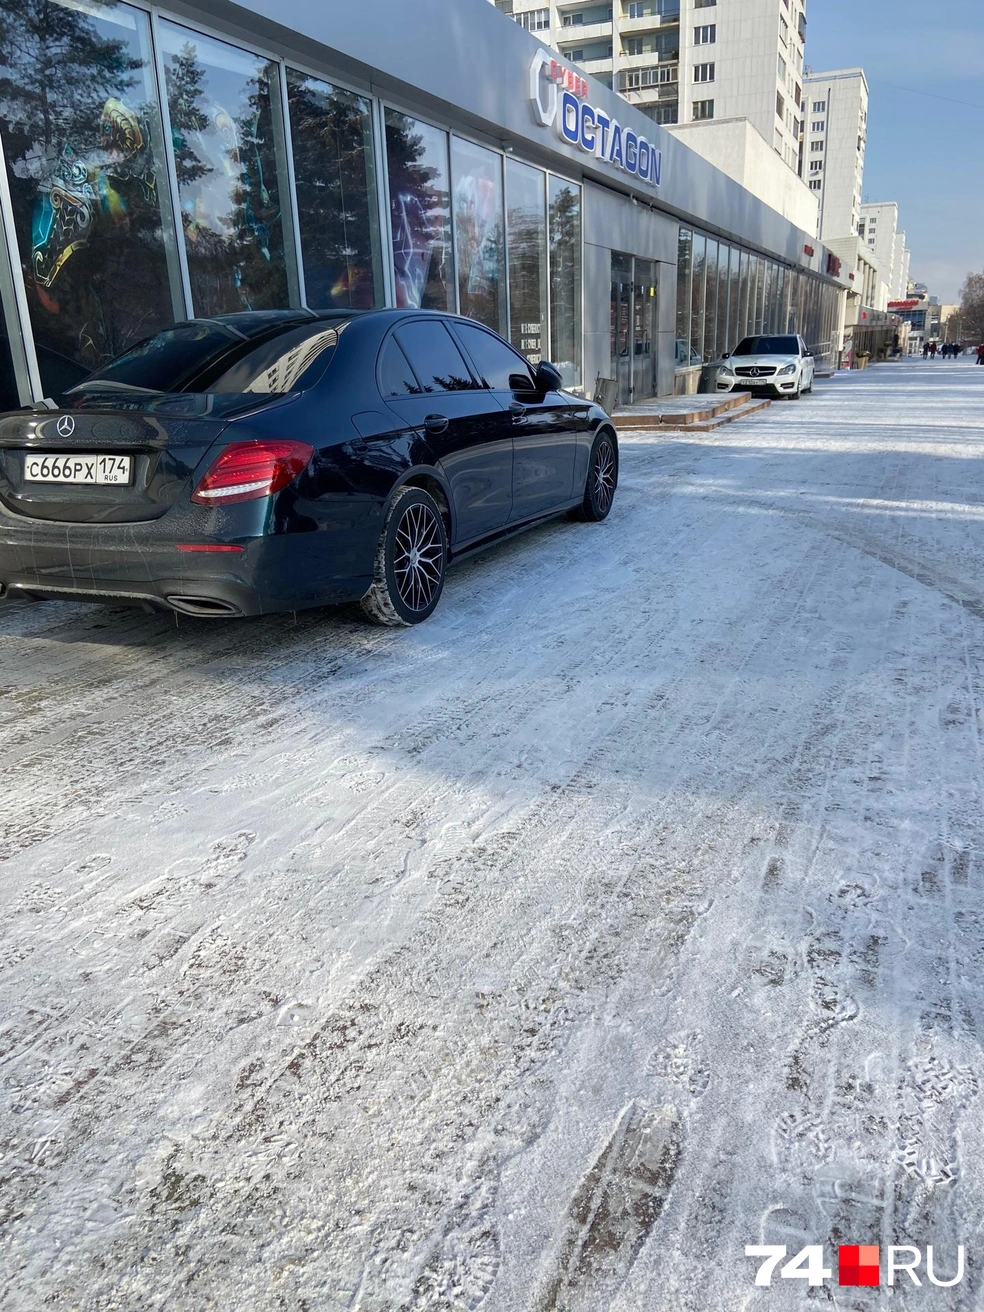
top-left (573, 430), bottom-right (618, 522)
top-left (360, 485), bottom-right (448, 626)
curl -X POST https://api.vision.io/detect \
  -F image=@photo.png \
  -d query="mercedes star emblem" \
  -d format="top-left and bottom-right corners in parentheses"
top-left (55, 414), bottom-right (75, 437)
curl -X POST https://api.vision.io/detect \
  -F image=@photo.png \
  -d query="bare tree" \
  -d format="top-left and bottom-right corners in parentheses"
top-left (958, 271), bottom-right (984, 342)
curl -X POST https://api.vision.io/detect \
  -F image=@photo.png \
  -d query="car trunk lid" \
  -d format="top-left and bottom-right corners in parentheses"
top-left (0, 392), bottom-right (264, 524)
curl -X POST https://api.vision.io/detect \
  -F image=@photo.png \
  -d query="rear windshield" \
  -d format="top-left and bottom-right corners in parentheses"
top-left (733, 335), bottom-right (800, 355)
top-left (68, 318), bottom-right (348, 397)
top-left (206, 323), bottom-right (342, 393)
top-left (73, 323), bottom-right (250, 393)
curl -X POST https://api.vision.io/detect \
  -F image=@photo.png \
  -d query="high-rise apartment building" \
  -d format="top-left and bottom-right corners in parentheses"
top-left (802, 68), bottom-right (867, 241)
top-left (860, 202), bottom-right (910, 305)
top-left (492, 0), bottom-right (807, 172)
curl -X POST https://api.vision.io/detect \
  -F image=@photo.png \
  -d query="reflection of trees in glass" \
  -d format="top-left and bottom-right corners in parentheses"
top-left (165, 43), bottom-right (210, 187)
top-left (453, 140), bottom-right (504, 333)
top-left (287, 73), bottom-right (378, 309)
top-left (0, 0), bottom-right (172, 390)
top-left (506, 162), bottom-right (546, 363)
top-left (162, 30), bottom-right (287, 317)
top-left (385, 111), bottom-right (450, 311)
top-left (548, 180), bottom-right (581, 384)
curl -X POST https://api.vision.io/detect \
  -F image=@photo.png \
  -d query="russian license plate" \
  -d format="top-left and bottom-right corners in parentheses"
top-left (24, 453), bottom-right (133, 485)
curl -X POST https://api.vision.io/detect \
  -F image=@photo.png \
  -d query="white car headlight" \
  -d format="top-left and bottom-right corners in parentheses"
top-left (777, 363), bottom-right (796, 376)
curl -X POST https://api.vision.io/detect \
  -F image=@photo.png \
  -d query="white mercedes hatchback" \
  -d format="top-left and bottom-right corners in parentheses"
top-left (715, 333), bottom-right (816, 400)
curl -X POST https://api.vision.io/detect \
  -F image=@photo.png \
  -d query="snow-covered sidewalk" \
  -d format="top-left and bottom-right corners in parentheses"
top-left (1, 359), bottom-right (983, 1310)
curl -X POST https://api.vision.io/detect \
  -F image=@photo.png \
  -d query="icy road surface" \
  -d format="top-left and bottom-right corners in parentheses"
top-left (2, 360), bottom-right (984, 1311)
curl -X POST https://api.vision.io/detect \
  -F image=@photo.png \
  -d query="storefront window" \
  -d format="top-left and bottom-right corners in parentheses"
top-left (611, 251), bottom-right (632, 387)
top-left (703, 239), bottom-right (718, 362)
top-left (754, 256), bottom-right (766, 333)
top-left (0, 0), bottom-right (176, 394)
top-left (716, 244), bottom-right (730, 358)
top-left (286, 70), bottom-right (380, 309)
top-left (737, 250), bottom-right (749, 343)
top-left (452, 137), bottom-right (505, 333)
top-left (548, 175), bottom-right (581, 386)
top-left (690, 233), bottom-right (705, 363)
top-left (675, 229), bottom-right (692, 365)
top-left (728, 248), bottom-right (741, 351)
top-left (160, 22), bottom-right (289, 316)
top-left (384, 110), bottom-right (452, 311)
top-left (506, 159), bottom-right (546, 363)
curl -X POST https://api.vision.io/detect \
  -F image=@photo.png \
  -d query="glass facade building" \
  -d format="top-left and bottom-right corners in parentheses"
top-left (0, 0), bottom-right (840, 410)
top-left (676, 228), bottom-right (838, 366)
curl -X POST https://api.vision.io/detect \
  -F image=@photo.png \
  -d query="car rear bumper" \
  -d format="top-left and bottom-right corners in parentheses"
top-left (0, 517), bottom-right (376, 617)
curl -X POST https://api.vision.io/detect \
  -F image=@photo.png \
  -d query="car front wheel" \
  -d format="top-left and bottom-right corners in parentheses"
top-left (572, 430), bottom-right (618, 522)
top-left (360, 485), bottom-right (448, 626)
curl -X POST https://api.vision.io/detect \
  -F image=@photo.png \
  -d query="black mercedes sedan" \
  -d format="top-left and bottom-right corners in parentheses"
top-left (0, 309), bottom-right (618, 625)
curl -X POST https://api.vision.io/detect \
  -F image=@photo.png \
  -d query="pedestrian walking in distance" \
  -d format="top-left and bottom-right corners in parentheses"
top-left (977, 342), bottom-right (984, 366)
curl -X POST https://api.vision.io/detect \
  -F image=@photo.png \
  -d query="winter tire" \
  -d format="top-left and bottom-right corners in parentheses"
top-left (359, 485), bottom-right (447, 626)
top-left (572, 430), bottom-right (618, 522)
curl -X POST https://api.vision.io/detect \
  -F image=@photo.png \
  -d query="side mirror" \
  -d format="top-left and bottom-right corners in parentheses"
top-left (722, 351), bottom-right (730, 359)
top-left (534, 360), bottom-right (564, 391)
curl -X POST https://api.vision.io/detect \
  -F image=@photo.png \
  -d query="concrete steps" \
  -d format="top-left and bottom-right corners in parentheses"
top-left (611, 389), bottom-right (771, 431)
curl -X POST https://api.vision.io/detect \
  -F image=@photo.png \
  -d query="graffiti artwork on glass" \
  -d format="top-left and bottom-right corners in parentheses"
top-left (451, 138), bottom-right (505, 332)
top-left (0, 0), bottom-right (175, 393)
top-left (160, 23), bottom-right (287, 316)
top-left (506, 159), bottom-right (546, 363)
top-left (286, 71), bottom-right (380, 309)
top-left (384, 111), bottom-right (452, 311)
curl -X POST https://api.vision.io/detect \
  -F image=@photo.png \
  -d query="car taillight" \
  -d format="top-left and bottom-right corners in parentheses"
top-left (191, 440), bottom-right (313, 506)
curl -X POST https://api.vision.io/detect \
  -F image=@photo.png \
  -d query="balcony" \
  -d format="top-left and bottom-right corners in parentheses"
top-left (559, 18), bottom-right (613, 41)
top-left (618, 12), bottom-right (679, 33)
top-left (618, 75), bottom-right (680, 99)
top-left (619, 49), bottom-right (679, 69)
top-left (580, 56), bottom-right (614, 73)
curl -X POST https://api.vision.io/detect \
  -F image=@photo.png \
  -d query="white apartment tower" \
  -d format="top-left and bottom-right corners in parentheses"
top-left (492, 0), bottom-right (807, 172)
top-left (802, 68), bottom-right (867, 241)
top-left (859, 202), bottom-right (910, 304)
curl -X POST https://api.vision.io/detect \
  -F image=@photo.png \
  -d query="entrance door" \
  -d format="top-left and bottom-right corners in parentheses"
top-left (611, 252), bottom-right (633, 406)
top-left (632, 260), bottom-right (658, 401)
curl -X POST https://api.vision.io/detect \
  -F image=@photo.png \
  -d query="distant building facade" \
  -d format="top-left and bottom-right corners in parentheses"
top-left (493, 0), bottom-right (807, 172)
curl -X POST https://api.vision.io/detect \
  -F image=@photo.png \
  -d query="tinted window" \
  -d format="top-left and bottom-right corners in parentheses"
top-left (206, 323), bottom-right (345, 394)
top-left (70, 323), bottom-right (250, 393)
top-left (395, 321), bottom-right (474, 393)
top-left (379, 337), bottom-right (420, 396)
top-left (455, 323), bottom-right (536, 391)
top-left (733, 335), bottom-right (800, 355)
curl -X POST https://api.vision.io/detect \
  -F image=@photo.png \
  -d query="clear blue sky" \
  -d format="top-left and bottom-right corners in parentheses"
top-left (805, 0), bottom-right (983, 302)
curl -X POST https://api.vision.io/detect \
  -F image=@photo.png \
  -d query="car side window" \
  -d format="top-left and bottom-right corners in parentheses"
top-left (378, 337), bottom-right (421, 396)
top-left (454, 323), bottom-right (537, 391)
top-left (394, 321), bottom-right (475, 393)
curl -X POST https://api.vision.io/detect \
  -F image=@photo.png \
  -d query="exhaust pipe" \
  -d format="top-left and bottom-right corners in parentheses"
top-left (166, 595), bottom-right (242, 618)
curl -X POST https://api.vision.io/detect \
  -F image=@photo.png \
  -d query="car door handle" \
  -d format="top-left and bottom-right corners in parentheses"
top-left (423, 413), bottom-right (448, 434)
top-left (509, 402), bottom-right (526, 422)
